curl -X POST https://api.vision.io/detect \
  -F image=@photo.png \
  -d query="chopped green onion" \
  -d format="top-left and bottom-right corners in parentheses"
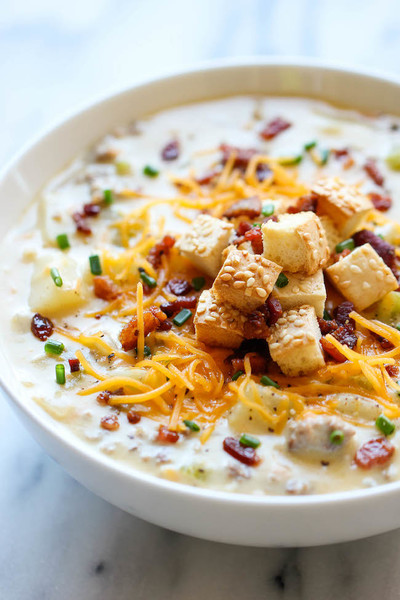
top-left (276, 273), bottom-right (289, 288)
top-left (192, 276), bottom-right (205, 291)
top-left (173, 308), bottom-right (192, 327)
top-left (260, 375), bottom-right (279, 388)
top-left (319, 149), bottom-right (330, 166)
top-left (56, 233), bottom-right (70, 250)
top-left (231, 370), bottom-right (244, 382)
top-left (115, 161), bottom-right (132, 175)
top-left (386, 148), bottom-right (400, 171)
top-left (143, 165), bottom-right (159, 178)
top-left (376, 414), bottom-right (396, 436)
top-left (55, 363), bottom-right (66, 385)
top-left (239, 433), bottom-right (261, 448)
top-left (50, 267), bottom-right (63, 287)
top-left (262, 203), bottom-right (275, 217)
top-left (329, 430), bottom-right (344, 445)
top-left (184, 419), bottom-right (200, 432)
top-left (304, 140), bottom-right (317, 151)
top-left (138, 268), bottom-right (157, 288)
top-left (89, 255), bottom-right (102, 275)
top-left (252, 222), bottom-right (261, 228)
top-left (44, 340), bottom-right (64, 355)
top-left (396, 324), bottom-right (400, 332)
top-left (136, 344), bottom-right (152, 358)
top-left (103, 189), bottom-right (115, 205)
top-left (323, 309), bottom-right (332, 321)
top-left (278, 155), bottom-right (303, 166)
top-left (335, 238), bottom-right (355, 253)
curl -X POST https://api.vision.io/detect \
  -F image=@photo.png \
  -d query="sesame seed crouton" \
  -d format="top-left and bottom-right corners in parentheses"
top-left (325, 243), bottom-right (398, 310)
top-left (267, 305), bottom-right (325, 376)
top-left (194, 289), bottom-right (246, 348)
top-left (272, 269), bottom-right (326, 317)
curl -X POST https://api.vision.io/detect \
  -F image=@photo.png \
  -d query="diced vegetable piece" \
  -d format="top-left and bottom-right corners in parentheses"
top-left (192, 276), bottom-right (205, 291)
top-left (260, 375), bottom-right (279, 388)
top-left (115, 161), bottom-right (131, 175)
top-left (173, 308), bottom-right (192, 327)
top-left (143, 165), bottom-right (159, 178)
top-left (103, 189), bottom-right (114, 205)
top-left (44, 340), bottom-right (64, 355)
top-left (183, 419), bottom-right (200, 432)
top-left (335, 238), bottom-right (355, 253)
top-left (56, 234), bottom-right (70, 250)
top-left (376, 291), bottom-right (400, 325)
top-left (276, 273), bottom-right (289, 288)
top-left (262, 203), bottom-right (275, 217)
top-left (376, 414), bottom-right (396, 436)
top-left (55, 363), bottom-right (66, 385)
top-left (239, 433), bottom-right (261, 448)
top-left (89, 255), bottom-right (102, 276)
top-left (330, 430), bottom-right (344, 445)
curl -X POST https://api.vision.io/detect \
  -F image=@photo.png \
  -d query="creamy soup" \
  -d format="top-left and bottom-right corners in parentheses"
top-left (3, 96), bottom-right (400, 496)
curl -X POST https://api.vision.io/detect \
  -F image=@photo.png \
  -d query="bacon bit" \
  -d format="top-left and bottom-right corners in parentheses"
top-left (256, 162), bottom-right (273, 182)
top-left (332, 325), bottom-right (357, 349)
top-left (287, 194), bottom-right (317, 214)
top-left (147, 235), bottom-right (175, 269)
top-left (93, 276), bottom-right (121, 301)
top-left (334, 301), bottom-right (355, 327)
top-left (160, 296), bottom-right (198, 318)
top-left (262, 215), bottom-right (278, 225)
top-left (97, 391), bottom-right (111, 405)
top-left (386, 365), bottom-right (399, 378)
top-left (166, 278), bottom-right (192, 296)
top-left (219, 144), bottom-right (257, 170)
top-left (320, 337), bottom-right (346, 363)
top-left (100, 414), bottom-right (120, 431)
top-left (355, 437), bottom-right (395, 469)
top-left (343, 157), bottom-right (355, 170)
top-left (223, 196), bottom-right (262, 219)
top-left (72, 212), bottom-right (92, 235)
top-left (119, 306), bottom-right (168, 351)
top-left (243, 311), bottom-right (269, 339)
top-left (369, 192), bottom-right (393, 212)
top-left (265, 296), bottom-right (283, 326)
top-left (364, 159), bottom-right (384, 186)
top-left (127, 410), bottom-right (141, 424)
top-left (353, 229), bottom-right (395, 269)
top-left (161, 140), bottom-right (180, 161)
top-left (31, 313), bottom-right (54, 341)
top-left (375, 335), bottom-right (394, 350)
top-left (196, 169), bottom-right (221, 185)
top-left (157, 425), bottom-right (179, 443)
top-left (230, 353), bottom-right (269, 376)
top-left (158, 319), bottom-right (173, 331)
top-left (317, 317), bottom-right (338, 335)
top-left (83, 202), bottom-right (101, 217)
top-left (244, 227), bottom-right (263, 254)
top-left (68, 358), bottom-right (80, 373)
top-left (332, 148), bottom-right (350, 158)
top-left (223, 437), bottom-right (261, 466)
top-left (260, 117), bottom-right (291, 141)
top-left (236, 221), bottom-right (252, 236)
top-left (332, 248), bottom-right (351, 263)
top-left (96, 148), bottom-right (118, 163)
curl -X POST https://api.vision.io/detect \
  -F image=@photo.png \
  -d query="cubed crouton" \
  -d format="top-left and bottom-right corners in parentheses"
top-left (194, 289), bottom-right (245, 348)
top-left (176, 215), bottom-right (234, 277)
top-left (312, 178), bottom-right (373, 238)
top-left (268, 305), bottom-right (325, 376)
top-left (262, 212), bottom-right (329, 275)
top-left (325, 243), bottom-right (398, 310)
top-left (213, 247), bottom-right (282, 311)
top-left (272, 270), bottom-right (326, 317)
top-left (319, 215), bottom-right (342, 254)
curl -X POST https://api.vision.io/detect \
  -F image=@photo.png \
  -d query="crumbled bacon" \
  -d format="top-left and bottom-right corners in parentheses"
top-left (332, 325), bottom-right (357, 349)
top-left (264, 296), bottom-right (283, 326)
top-left (160, 296), bottom-right (198, 317)
top-left (332, 148), bottom-right (350, 158)
top-left (386, 365), bottom-right (399, 378)
top-left (256, 163), bottom-right (273, 182)
top-left (166, 278), bottom-right (192, 296)
top-left (236, 221), bottom-right (252, 236)
top-left (31, 313), bottom-right (54, 341)
top-left (229, 353), bottom-right (269, 376)
top-left (157, 425), bottom-right (179, 443)
top-left (196, 169), bottom-right (221, 185)
top-left (147, 235), bottom-right (175, 269)
top-left (243, 311), bottom-right (269, 339)
top-left (161, 140), bottom-right (180, 161)
top-left (158, 319), bottom-right (173, 331)
top-left (68, 358), bottom-right (80, 373)
top-left (223, 437), bottom-right (260, 466)
top-left (260, 117), bottom-right (291, 140)
top-left (317, 317), bottom-right (338, 335)
top-left (355, 437), bottom-right (395, 469)
top-left (369, 192), bottom-right (392, 212)
top-left (100, 414), bottom-right (120, 431)
top-left (287, 194), bottom-right (317, 214)
top-left (333, 301), bottom-right (355, 327)
top-left (375, 335), bottom-right (394, 350)
top-left (364, 159), bottom-right (384, 186)
top-left (332, 248), bottom-right (351, 263)
top-left (219, 144), bottom-right (257, 170)
top-left (320, 337), bottom-right (346, 363)
top-left (83, 202), bottom-right (101, 217)
top-left (262, 215), bottom-right (278, 224)
top-left (231, 338), bottom-right (270, 359)
top-left (119, 306), bottom-right (168, 351)
top-left (353, 229), bottom-right (395, 269)
top-left (223, 196), bottom-right (262, 219)
top-left (97, 391), bottom-right (111, 405)
top-left (72, 212), bottom-right (92, 235)
top-left (127, 410), bottom-right (141, 424)
top-left (244, 226), bottom-right (263, 254)
top-left (93, 276), bottom-right (120, 301)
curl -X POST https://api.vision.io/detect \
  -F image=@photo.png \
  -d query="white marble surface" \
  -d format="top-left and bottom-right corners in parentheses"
top-left (3, 1), bottom-right (400, 597)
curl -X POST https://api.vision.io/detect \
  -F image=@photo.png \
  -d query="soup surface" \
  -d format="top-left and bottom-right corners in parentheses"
top-left (3, 96), bottom-right (400, 495)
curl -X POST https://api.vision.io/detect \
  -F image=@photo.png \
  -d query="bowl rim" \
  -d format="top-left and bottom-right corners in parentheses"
top-left (3, 55), bottom-right (400, 508)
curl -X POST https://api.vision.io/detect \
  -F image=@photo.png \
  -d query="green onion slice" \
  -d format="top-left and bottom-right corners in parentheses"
top-left (173, 309), bottom-right (192, 327)
top-left (335, 238), bottom-right (355, 254)
top-left (56, 234), bottom-right (70, 250)
top-left (262, 204), bottom-right (275, 217)
top-left (278, 155), bottom-right (303, 166)
top-left (55, 363), bottom-right (66, 385)
top-left (143, 165), bottom-right (160, 178)
top-left (89, 255), bottom-right (102, 275)
top-left (192, 276), bottom-right (206, 291)
top-left (376, 414), bottom-right (396, 436)
top-left (103, 189), bottom-right (115, 205)
top-left (138, 268), bottom-right (157, 288)
top-left (44, 340), bottom-right (64, 355)
top-left (276, 273), bottom-right (289, 288)
top-left (260, 375), bottom-right (279, 388)
top-left (304, 140), bottom-right (317, 151)
top-left (323, 309), bottom-right (332, 321)
top-left (50, 267), bottom-right (63, 287)
top-left (231, 370), bottom-right (244, 382)
top-left (115, 161), bottom-right (131, 175)
top-left (239, 433), bottom-right (261, 448)
top-left (183, 419), bottom-right (200, 432)
top-left (330, 430), bottom-right (344, 445)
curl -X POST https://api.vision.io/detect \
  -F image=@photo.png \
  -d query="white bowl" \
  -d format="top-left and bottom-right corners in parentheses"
top-left (2, 58), bottom-right (400, 547)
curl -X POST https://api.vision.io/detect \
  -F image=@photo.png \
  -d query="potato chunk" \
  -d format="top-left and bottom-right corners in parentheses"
top-left (213, 247), bottom-right (282, 311)
top-left (272, 269), bottom-right (326, 317)
top-left (177, 215), bottom-right (234, 277)
top-left (312, 177), bottom-right (373, 237)
top-left (287, 415), bottom-right (355, 458)
top-left (29, 254), bottom-right (89, 317)
top-left (262, 212), bottom-right (329, 275)
top-left (194, 289), bottom-right (245, 348)
top-left (326, 243), bottom-right (398, 310)
top-left (268, 305), bottom-right (324, 376)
